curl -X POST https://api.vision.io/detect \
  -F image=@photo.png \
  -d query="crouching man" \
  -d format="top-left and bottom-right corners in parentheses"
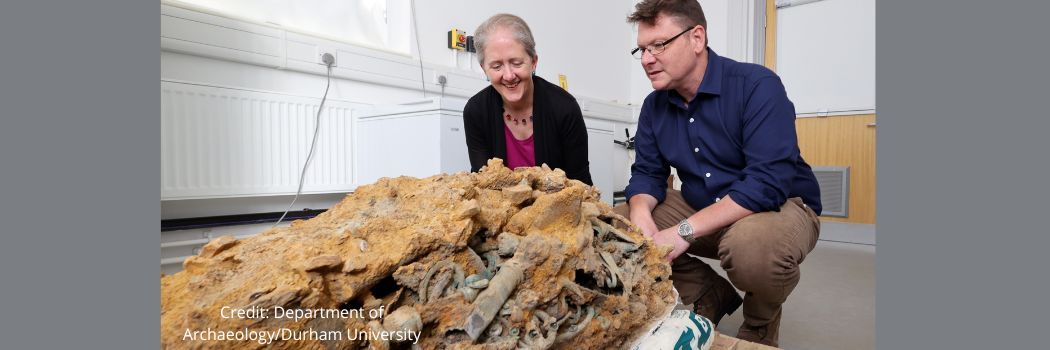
top-left (616, 0), bottom-right (822, 346)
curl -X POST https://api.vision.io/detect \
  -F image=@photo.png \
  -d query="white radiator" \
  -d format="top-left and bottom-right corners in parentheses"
top-left (161, 81), bottom-right (362, 200)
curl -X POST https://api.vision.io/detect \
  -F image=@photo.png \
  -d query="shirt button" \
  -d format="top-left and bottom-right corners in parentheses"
top-left (693, 147), bottom-right (699, 153)
top-left (705, 172), bottom-right (711, 178)
top-left (715, 197), bottom-right (721, 202)
top-left (689, 117), bottom-right (695, 123)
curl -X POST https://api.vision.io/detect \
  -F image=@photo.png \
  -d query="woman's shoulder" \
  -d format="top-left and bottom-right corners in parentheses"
top-left (534, 76), bottom-right (580, 112)
top-left (466, 85), bottom-right (499, 105)
top-left (535, 76), bottom-right (576, 102)
top-left (464, 85), bottom-right (500, 119)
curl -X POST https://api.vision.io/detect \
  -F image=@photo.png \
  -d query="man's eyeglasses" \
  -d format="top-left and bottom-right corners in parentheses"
top-left (631, 26), bottom-right (695, 59)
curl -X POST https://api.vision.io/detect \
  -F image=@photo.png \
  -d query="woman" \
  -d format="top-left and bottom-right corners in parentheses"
top-left (463, 13), bottom-right (593, 185)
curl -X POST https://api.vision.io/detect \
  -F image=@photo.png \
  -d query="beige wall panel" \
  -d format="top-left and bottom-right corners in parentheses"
top-left (796, 114), bottom-right (877, 224)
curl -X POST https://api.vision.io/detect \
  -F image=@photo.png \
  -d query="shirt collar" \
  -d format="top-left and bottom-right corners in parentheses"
top-left (697, 48), bottom-right (723, 96)
top-left (667, 48), bottom-right (723, 109)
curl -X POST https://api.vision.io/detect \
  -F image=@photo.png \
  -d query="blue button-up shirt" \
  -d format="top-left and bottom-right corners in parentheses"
top-left (625, 49), bottom-right (822, 215)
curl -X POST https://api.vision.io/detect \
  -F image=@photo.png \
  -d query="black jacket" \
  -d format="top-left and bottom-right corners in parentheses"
top-left (463, 76), bottom-right (593, 185)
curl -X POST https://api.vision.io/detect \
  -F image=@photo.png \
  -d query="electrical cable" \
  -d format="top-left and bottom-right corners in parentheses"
top-left (410, 0), bottom-right (427, 98)
top-left (274, 64), bottom-right (332, 227)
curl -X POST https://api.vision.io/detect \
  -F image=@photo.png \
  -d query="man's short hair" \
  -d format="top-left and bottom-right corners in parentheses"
top-left (627, 0), bottom-right (707, 30)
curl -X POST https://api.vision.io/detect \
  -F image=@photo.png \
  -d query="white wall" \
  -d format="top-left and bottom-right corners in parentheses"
top-left (412, 1), bottom-right (637, 105)
top-left (160, 0), bottom-right (758, 126)
top-left (161, 0), bottom-right (758, 216)
top-left (776, 0), bottom-right (876, 115)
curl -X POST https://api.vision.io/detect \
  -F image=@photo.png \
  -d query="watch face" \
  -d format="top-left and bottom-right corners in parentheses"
top-left (678, 221), bottom-right (690, 237)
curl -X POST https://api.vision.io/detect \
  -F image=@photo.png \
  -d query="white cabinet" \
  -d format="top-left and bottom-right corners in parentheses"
top-left (585, 118), bottom-right (615, 204)
top-left (355, 98), bottom-right (470, 185)
top-left (579, 98), bottom-right (635, 205)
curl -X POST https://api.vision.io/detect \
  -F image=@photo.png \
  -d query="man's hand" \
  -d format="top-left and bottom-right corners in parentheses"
top-left (628, 194), bottom-right (661, 238)
top-left (630, 212), bottom-right (660, 238)
top-left (651, 226), bottom-right (690, 261)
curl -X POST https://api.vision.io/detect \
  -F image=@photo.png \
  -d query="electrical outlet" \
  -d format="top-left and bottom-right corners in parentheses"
top-left (432, 72), bottom-right (448, 86)
top-left (318, 50), bottom-right (337, 67)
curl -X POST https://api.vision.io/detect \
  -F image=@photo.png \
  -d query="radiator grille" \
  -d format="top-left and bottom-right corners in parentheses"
top-left (813, 166), bottom-right (850, 217)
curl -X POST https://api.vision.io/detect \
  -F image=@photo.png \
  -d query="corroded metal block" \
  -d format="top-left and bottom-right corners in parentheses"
top-left (161, 159), bottom-right (675, 349)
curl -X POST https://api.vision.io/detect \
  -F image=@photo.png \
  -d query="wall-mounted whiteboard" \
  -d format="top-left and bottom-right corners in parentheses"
top-left (776, 0), bottom-right (875, 115)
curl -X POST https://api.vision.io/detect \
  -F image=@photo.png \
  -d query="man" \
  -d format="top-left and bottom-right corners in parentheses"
top-left (617, 0), bottom-right (822, 346)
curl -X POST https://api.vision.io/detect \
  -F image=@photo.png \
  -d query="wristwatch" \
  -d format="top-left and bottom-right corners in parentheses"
top-left (677, 219), bottom-right (697, 244)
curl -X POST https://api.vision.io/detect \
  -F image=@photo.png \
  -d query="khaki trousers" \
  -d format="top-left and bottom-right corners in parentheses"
top-left (614, 190), bottom-right (820, 328)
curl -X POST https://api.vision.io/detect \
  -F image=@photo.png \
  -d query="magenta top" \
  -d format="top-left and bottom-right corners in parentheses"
top-left (503, 124), bottom-right (535, 169)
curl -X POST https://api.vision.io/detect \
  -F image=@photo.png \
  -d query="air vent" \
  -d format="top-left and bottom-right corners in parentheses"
top-left (813, 166), bottom-right (849, 217)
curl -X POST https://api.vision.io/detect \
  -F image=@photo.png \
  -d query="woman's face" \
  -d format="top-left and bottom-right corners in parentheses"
top-left (481, 28), bottom-right (538, 105)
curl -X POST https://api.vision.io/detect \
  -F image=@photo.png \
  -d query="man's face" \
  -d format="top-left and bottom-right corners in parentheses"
top-left (481, 28), bottom-right (537, 104)
top-left (636, 14), bottom-right (703, 91)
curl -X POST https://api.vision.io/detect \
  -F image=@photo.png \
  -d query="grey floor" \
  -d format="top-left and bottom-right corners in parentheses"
top-left (695, 222), bottom-right (875, 350)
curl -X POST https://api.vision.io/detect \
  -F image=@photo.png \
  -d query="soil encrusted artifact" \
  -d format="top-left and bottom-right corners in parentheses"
top-left (161, 159), bottom-right (676, 349)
